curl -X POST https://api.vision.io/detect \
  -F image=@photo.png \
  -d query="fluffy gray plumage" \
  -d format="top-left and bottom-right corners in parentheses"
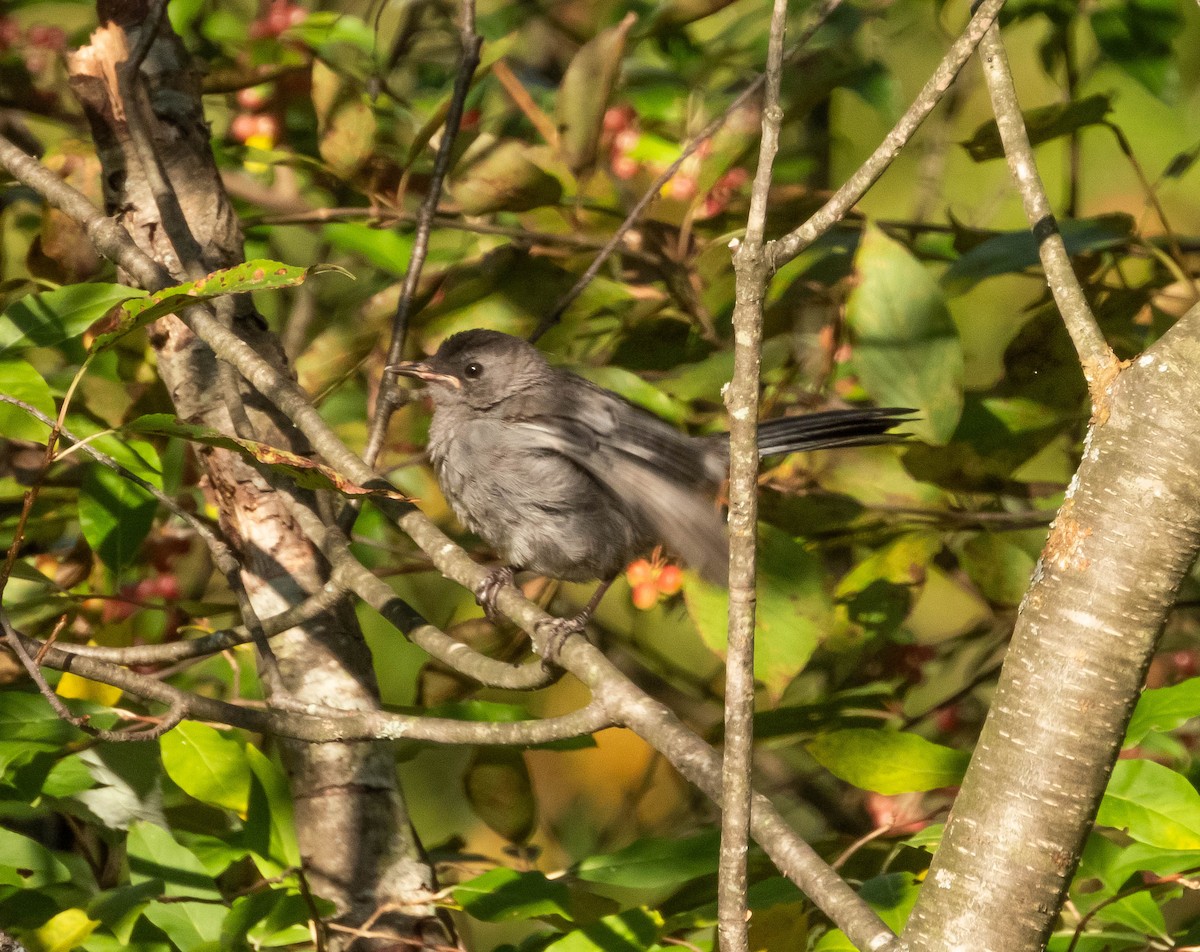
top-left (393, 329), bottom-right (910, 585)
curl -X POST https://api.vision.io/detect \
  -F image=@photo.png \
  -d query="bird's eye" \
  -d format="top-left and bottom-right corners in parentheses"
top-left (463, 361), bottom-right (483, 379)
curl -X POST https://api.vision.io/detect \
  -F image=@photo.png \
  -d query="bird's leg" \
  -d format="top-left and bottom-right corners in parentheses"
top-left (538, 577), bottom-right (615, 664)
top-left (475, 565), bottom-right (515, 622)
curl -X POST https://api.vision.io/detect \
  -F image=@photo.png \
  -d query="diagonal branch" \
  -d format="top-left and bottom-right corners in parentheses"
top-left (767, 0), bottom-right (1005, 272)
top-left (977, 24), bottom-right (1120, 404)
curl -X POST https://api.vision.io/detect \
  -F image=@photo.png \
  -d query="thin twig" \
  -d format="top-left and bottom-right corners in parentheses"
top-left (365, 0), bottom-right (482, 468)
top-left (976, 24), bottom-right (1119, 403)
top-left (719, 1), bottom-right (789, 949)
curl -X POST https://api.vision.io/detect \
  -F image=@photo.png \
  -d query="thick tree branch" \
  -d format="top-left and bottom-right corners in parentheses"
top-left (900, 303), bottom-right (1200, 950)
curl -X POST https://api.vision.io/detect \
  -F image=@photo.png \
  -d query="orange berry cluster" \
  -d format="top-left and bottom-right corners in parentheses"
top-left (626, 555), bottom-right (684, 610)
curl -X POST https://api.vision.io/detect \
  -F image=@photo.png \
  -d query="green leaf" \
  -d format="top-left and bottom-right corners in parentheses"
top-left (941, 214), bottom-right (1134, 295)
top-left (453, 868), bottom-right (574, 922)
top-left (244, 745), bottom-right (301, 868)
top-left (90, 260), bottom-right (346, 354)
top-left (1090, 0), bottom-right (1182, 100)
top-left (556, 13), bottom-right (637, 173)
top-left (0, 691), bottom-right (87, 744)
top-left (126, 414), bottom-right (410, 504)
top-left (545, 907), bottom-right (663, 952)
top-left (126, 821), bottom-right (222, 899)
top-left (1097, 758), bottom-right (1200, 849)
top-left (464, 748), bottom-right (538, 845)
top-left (807, 729), bottom-right (969, 794)
top-left (0, 357), bottom-right (56, 441)
top-left (160, 722), bottom-right (252, 815)
top-left (78, 439), bottom-right (162, 570)
top-left (575, 830), bottom-right (718, 889)
top-left (141, 899), bottom-right (228, 952)
top-left (956, 533), bottom-right (1036, 608)
top-left (833, 532), bottom-right (940, 642)
top-left (453, 140), bottom-right (563, 215)
top-left (574, 366), bottom-right (689, 426)
top-left (814, 874), bottom-right (921, 949)
top-left (685, 527), bottom-right (832, 700)
top-left (323, 223), bottom-right (415, 274)
top-left (961, 94), bottom-right (1112, 162)
top-left (1126, 677), bottom-right (1200, 748)
top-left (846, 225), bottom-right (963, 444)
top-left (0, 283), bottom-right (144, 353)
top-left (0, 825), bottom-right (72, 888)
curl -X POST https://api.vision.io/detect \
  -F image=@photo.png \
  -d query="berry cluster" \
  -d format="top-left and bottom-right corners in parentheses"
top-left (626, 553), bottom-right (684, 610)
top-left (602, 104), bottom-right (750, 217)
top-left (248, 0), bottom-right (307, 40)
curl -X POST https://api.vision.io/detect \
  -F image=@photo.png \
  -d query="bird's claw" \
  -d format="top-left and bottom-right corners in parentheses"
top-left (536, 610), bottom-right (593, 667)
top-left (476, 566), bottom-right (515, 623)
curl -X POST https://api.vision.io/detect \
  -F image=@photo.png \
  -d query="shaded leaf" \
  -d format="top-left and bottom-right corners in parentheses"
top-left (78, 439), bottom-right (161, 571)
top-left (556, 13), bottom-right (637, 173)
top-left (1090, 0), bottom-right (1182, 100)
top-left (575, 830), bottom-right (718, 889)
top-left (941, 214), bottom-right (1134, 295)
top-left (463, 747), bottom-right (538, 846)
top-left (961, 94), bottom-right (1112, 162)
top-left (453, 140), bottom-right (563, 214)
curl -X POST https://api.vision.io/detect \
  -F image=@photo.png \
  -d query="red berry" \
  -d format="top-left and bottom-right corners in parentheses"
top-left (231, 113), bottom-right (258, 142)
top-left (631, 582), bottom-right (659, 611)
top-left (611, 155), bottom-right (639, 180)
top-left (667, 175), bottom-right (697, 201)
top-left (657, 564), bottom-right (683, 595)
top-left (626, 559), bottom-right (654, 588)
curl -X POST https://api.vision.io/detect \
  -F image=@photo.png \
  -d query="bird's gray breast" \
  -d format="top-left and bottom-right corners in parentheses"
top-left (427, 406), bottom-right (647, 581)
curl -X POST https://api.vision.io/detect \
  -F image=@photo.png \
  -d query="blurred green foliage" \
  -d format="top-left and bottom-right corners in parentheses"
top-left (3, 0), bottom-right (1200, 949)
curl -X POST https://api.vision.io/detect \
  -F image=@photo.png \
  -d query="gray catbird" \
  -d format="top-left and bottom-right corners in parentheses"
top-left (390, 329), bottom-right (911, 632)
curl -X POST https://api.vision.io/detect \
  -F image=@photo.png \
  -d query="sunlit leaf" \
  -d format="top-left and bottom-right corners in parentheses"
top-left (846, 225), bottom-right (963, 444)
top-left (0, 283), bottom-right (143, 353)
top-left (1126, 677), bottom-right (1200, 748)
top-left (89, 260), bottom-right (346, 354)
top-left (1097, 758), bottom-right (1200, 849)
top-left (807, 729), bottom-right (969, 794)
top-left (161, 722), bottom-right (253, 815)
top-left (0, 357), bottom-right (56, 441)
top-left (126, 414), bottom-right (410, 503)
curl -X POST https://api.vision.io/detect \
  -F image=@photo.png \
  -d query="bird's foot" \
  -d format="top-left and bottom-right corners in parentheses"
top-left (475, 566), bottom-right (515, 623)
top-left (536, 610), bottom-right (594, 667)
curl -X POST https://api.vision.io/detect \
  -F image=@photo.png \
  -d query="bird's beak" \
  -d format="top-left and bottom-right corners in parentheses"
top-left (387, 361), bottom-right (462, 389)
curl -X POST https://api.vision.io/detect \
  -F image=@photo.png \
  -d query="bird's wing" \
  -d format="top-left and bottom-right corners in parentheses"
top-left (508, 383), bottom-right (729, 583)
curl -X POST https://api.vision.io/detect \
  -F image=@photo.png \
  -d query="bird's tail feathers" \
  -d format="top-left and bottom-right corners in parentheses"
top-left (756, 407), bottom-right (914, 457)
